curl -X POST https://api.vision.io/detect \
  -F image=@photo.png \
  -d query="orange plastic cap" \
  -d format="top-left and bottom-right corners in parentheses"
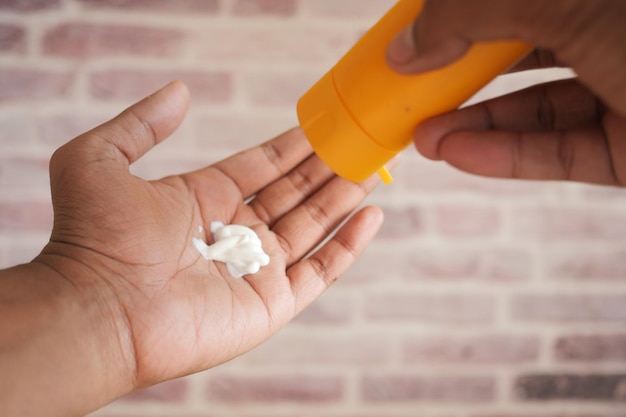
top-left (297, 70), bottom-right (397, 184)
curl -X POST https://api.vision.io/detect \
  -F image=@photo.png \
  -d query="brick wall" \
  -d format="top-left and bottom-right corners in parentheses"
top-left (2, 1), bottom-right (626, 416)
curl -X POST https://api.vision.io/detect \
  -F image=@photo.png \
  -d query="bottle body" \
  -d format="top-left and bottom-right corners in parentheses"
top-left (297, 0), bottom-right (531, 183)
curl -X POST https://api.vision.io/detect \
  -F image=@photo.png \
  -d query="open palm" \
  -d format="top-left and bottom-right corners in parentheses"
top-left (38, 81), bottom-right (383, 393)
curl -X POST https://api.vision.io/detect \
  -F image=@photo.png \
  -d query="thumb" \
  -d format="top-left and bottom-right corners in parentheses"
top-left (95, 80), bottom-right (190, 166)
top-left (386, 0), bottom-right (532, 74)
top-left (385, 0), bottom-right (626, 117)
top-left (385, 0), bottom-right (589, 74)
top-left (51, 80), bottom-right (190, 176)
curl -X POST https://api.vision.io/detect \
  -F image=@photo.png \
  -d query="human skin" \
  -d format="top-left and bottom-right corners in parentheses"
top-left (386, 0), bottom-right (626, 185)
top-left (0, 81), bottom-right (384, 416)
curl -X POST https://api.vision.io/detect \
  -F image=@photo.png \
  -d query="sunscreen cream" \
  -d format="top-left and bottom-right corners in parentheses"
top-left (193, 221), bottom-right (270, 278)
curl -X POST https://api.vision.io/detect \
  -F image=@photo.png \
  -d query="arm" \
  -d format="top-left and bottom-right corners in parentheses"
top-left (0, 263), bottom-right (133, 416)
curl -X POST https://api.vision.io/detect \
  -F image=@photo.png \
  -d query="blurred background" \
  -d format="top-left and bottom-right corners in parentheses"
top-left (2, 0), bottom-right (626, 416)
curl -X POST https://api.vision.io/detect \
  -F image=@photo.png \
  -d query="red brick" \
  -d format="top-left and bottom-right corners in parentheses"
top-left (555, 334), bottom-right (626, 361)
top-left (0, 24), bottom-right (25, 53)
top-left (0, 114), bottom-right (36, 149)
top-left (292, 292), bottom-right (353, 324)
top-left (0, 0), bottom-right (60, 12)
top-left (404, 334), bottom-right (540, 364)
top-left (0, 200), bottom-right (53, 232)
top-left (244, 71), bottom-right (319, 107)
top-left (120, 121), bottom-right (217, 181)
top-left (365, 293), bottom-right (494, 323)
top-left (514, 374), bottom-right (626, 401)
top-left (347, 242), bottom-right (514, 284)
top-left (436, 205), bottom-right (500, 237)
top-left (78, 0), bottom-right (218, 13)
top-left (362, 374), bottom-right (495, 402)
top-left (0, 68), bottom-right (72, 101)
top-left (583, 184), bottom-right (626, 202)
top-left (194, 26), bottom-right (356, 64)
top-left (90, 70), bottom-right (232, 103)
top-left (36, 114), bottom-right (108, 149)
top-left (301, 0), bottom-right (395, 19)
top-left (513, 206), bottom-right (626, 240)
top-left (548, 249), bottom-right (626, 280)
top-left (377, 206), bottom-right (423, 238)
top-left (340, 244), bottom-right (406, 284)
top-left (242, 334), bottom-right (389, 365)
top-left (121, 378), bottom-right (187, 402)
top-left (130, 156), bottom-right (210, 181)
top-left (194, 114), bottom-right (295, 153)
top-left (511, 295), bottom-right (626, 322)
top-left (42, 23), bottom-right (184, 58)
top-left (0, 247), bottom-right (6, 268)
top-left (232, 0), bottom-right (296, 16)
top-left (4, 240), bottom-right (49, 267)
top-left (406, 247), bottom-right (531, 281)
top-left (207, 375), bottom-right (344, 402)
top-left (0, 158), bottom-right (51, 189)
top-left (399, 153), bottom-right (549, 197)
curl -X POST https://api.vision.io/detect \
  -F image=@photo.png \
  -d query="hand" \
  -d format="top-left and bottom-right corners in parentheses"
top-left (386, 0), bottom-right (626, 186)
top-left (3, 81), bottom-right (383, 416)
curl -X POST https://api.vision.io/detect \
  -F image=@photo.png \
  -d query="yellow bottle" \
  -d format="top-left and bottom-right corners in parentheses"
top-left (297, 0), bottom-right (531, 184)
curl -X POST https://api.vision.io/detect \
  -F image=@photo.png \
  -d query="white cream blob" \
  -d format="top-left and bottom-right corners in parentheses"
top-left (192, 221), bottom-right (270, 278)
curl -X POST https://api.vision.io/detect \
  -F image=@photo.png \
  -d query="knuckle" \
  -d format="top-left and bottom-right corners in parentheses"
top-left (309, 256), bottom-right (334, 286)
top-left (303, 200), bottom-right (331, 234)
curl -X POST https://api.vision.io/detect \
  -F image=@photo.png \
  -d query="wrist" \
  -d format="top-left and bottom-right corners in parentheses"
top-left (0, 253), bottom-right (136, 416)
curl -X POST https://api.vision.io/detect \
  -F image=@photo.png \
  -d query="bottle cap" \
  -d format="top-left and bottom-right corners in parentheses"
top-left (297, 70), bottom-right (397, 184)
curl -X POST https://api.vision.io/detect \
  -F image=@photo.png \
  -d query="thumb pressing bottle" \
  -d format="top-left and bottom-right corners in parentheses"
top-left (297, 0), bottom-right (531, 184)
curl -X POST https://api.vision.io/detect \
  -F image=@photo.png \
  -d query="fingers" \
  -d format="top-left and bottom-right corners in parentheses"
top-left (210, 128), bottom-right (314, 200)
top-left (270, 172), bottom-right (381, 266)
top-left (248, 155), bottom-right (334, 226)
top-left (437, 128), bottom-right (618, 184)
top-left (413, 86), bottom-right (626, 185)
top-left (82, 81), bottom-right (189, 167)
top-left (415, 79), bottom-right (603, 160)
top-left (286, 205), bottom-right (383, 314)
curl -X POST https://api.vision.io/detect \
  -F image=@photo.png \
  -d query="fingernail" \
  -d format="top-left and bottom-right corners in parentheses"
top-left (386, 25), bottom-right (417, 67)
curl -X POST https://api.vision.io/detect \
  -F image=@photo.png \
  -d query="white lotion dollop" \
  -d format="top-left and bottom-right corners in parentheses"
top-left (192, 221), bottom-right (270, 278)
